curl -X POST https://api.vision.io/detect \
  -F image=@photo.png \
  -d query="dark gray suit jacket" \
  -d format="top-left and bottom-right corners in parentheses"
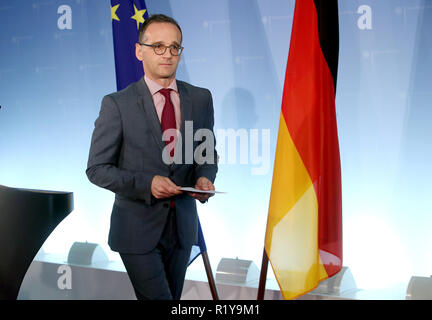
top-left (86, 78), bottom-right (218, 254)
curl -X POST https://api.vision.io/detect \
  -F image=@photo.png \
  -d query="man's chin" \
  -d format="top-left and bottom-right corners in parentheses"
top-left (158, 72), bottom-right (176, 80)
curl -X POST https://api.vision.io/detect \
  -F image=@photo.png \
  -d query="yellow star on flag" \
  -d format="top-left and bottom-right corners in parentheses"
top-left (111, 4), bottom-right (120, 22)
top-left (131, 4), bottom-right (146, 30)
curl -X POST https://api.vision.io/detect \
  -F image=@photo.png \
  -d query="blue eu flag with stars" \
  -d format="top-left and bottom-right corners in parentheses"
top-left (110, 0), bottom-right (208, 266)
top-left (111, 0), bottom-right (148, 91)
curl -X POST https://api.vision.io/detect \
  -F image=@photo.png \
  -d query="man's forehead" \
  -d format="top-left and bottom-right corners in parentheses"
top-left (144, 22), bottom-right (182, 42)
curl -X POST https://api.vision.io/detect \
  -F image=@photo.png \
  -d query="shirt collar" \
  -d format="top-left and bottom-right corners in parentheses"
top-left (144, 75), bottom-right (178, 95)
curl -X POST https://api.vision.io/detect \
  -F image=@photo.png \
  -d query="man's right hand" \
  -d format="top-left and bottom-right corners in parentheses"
top-left (151, 175), bottom-right (182, 199)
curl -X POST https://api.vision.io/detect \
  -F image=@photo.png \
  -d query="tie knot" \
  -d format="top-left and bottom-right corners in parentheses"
top-left (159, 88), bottom-right (171, 98)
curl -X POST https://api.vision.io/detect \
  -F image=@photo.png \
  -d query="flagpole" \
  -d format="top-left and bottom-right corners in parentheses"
top-left (202, 251), bottom-right (219, 300)
top-left (257, 248), bottom-right (269, 300)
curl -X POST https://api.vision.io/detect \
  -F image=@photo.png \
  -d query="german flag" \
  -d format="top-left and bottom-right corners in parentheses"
top-left (264, 0), bottom-right (342, 299)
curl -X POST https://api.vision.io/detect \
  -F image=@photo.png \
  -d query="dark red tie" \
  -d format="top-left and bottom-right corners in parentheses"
top-left (159, 88), bottom-right (176, 157)
top-left (160, 89), bottom-right (177, 209)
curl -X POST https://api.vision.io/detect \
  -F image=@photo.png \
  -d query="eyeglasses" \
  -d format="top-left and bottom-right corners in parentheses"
top-left (139, 43), bottom-right (184, 56)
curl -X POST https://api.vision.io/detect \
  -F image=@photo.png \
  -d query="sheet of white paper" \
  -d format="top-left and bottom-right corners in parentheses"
top-left (180, 187), bottom-right (226, 194)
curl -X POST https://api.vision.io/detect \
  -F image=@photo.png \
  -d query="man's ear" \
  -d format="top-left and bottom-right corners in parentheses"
top-left (135, 43), bottom-right (143, 61)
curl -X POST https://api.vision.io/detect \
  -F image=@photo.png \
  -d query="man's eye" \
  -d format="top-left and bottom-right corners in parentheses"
top-left (171, 45), bottom-right (180, 50)
top-left (153, 44), bottom-right (163, 49)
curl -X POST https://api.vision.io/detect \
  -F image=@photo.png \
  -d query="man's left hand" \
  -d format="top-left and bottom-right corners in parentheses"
top-left (188, 177), bottom-right (215, 203)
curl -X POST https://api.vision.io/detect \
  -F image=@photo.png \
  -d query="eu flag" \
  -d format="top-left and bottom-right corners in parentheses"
top-left (110, 0), bottom-right (207, 266)
top-left (111, 0), bottom-right (149, 91)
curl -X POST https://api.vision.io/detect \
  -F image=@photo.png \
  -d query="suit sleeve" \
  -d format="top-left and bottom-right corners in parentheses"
top-left (193, 89), bottom-right (218, 184)
top-left (86, 95), bottom-right (153, 204)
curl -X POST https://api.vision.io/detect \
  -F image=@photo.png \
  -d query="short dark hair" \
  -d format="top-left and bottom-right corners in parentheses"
top-left (138, 14), bottom-right (183, 43)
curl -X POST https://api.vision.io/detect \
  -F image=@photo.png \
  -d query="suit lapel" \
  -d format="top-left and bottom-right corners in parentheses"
top-left (176, 81), bottom-right (193, 166)
top-left (135, 78), bottom-right (166, 152)
top-left (178, 81), bottom-right (193, 142)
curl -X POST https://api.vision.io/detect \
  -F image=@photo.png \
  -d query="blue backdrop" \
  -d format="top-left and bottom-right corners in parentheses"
top-left (1, 0), bottom-right (431, 293)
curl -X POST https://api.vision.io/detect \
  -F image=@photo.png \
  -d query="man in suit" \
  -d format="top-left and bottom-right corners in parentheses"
top-left (86, 14), bottom-right (218, 300)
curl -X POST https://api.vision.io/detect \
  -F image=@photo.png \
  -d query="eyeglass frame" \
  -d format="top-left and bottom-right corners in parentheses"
top-left (139, 42), bottom-right (184, 56)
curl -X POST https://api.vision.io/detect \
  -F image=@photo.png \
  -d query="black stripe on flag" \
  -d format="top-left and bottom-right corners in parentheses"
top-left (313, 0), bottom-right (339, 92)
